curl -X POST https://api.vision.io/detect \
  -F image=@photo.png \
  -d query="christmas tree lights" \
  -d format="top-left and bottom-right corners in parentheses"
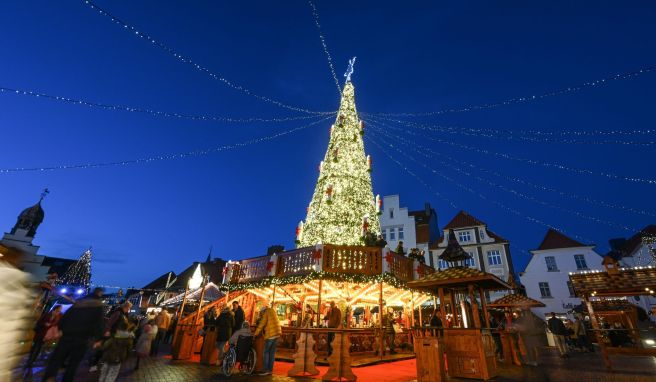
top-left (59, 248), bottom-right (92, 291)
top-left (298, 78), bottom-right (381, 246)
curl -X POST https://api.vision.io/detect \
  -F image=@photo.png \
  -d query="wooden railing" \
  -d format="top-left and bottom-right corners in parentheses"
top-left (417, 263), bottom-right (436, 278)
top-left (386, 251), bottom-right (413, 281)
top-left (230, 255), bottom-right (270, 283)
top-left (322, 245), bottom-right (382, 275)
top-left (276, 247), bottom-right (316, 277)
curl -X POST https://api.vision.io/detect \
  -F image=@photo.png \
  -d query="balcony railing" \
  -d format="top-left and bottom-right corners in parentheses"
top-left (230, 255), bottom-right (270, 283)
top-left (385, 251), bottom-right (413, 281)
top-left (276, 246), bottom-right (316, 277)
top-left (323, 245), bottom-right (382, 276)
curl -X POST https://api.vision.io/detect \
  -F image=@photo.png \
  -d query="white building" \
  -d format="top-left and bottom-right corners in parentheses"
top-left (520, 229), bottom-right (602, 319)
top-left (379, 195), bottom-right (440, 266)
top-left (430, 210), bottom-right (514, 301)
top-left (614, 225), bottom-right (656, 317)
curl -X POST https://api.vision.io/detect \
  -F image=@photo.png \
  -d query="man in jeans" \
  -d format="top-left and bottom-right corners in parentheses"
top-left (254, 305), bottom-right (281, 376)
top-left (547, 312), bottom-right (569, 358)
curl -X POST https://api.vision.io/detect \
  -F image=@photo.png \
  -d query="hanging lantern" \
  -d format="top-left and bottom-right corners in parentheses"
top-left (375, 194), bottom-right (382, 213)
top-left (296, 221), bottom-right (304, 242)
top-left (366, 155), bottom-right (372, 172)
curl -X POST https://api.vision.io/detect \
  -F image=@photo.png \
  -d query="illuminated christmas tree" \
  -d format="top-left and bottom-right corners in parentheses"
top-left (60, 248), bottom-right (92, 290)
top-left (297, 59), bottom-right (381, 246)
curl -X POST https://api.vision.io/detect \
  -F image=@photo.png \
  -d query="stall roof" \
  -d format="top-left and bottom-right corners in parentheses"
top-left (488, 293), bottom-right (545, 308)
top-left (407, 266), bottom-right (511, 291)
top-left (569, 266), bottom-right (656, 297)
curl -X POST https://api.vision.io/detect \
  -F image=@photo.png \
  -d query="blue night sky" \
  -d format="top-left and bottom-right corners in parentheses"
top-left (1, 1), bottom-right (655, 290)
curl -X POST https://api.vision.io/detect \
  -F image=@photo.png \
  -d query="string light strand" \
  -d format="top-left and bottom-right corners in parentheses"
top-left (0, 85), bottom-right (335, 124)
top-left (0, 116), bottom-right (333, 174)
top-left (308, 0), bottom-right (341, 95)
top-left (366, 65), bottom-right (656, 117)
top-left (82, 0), bottom-right (330, 115)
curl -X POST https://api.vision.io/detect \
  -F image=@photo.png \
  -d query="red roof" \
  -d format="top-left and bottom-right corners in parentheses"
top-left (621, 225), bottom-right (656, 255)
top-left (486, 229), bottom-right (508, 243)
top-left (536, 229), bottom-right (588, 250)
top-left (443, 211), bottom-right (486, 229)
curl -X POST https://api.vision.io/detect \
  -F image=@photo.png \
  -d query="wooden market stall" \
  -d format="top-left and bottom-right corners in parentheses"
top-left (569, 256), bottom-right (656, 371)
top-left (488, 293), bottom-right (546, 366)
top-left (408, 230), bottom-right (511, 381)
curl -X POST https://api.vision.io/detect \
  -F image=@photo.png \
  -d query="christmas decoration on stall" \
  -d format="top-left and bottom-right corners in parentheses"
top-left (297, 63), bottom-right (381, 247)
top-left (59, 248), bottom-right (93, 295)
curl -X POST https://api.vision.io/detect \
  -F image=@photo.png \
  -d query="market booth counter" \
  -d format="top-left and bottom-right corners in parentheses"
top-left (407, 230), bottom-right (511, 381)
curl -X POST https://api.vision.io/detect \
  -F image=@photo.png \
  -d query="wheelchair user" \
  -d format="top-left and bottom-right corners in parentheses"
top-left (228, 321), bottom-right (253, 365)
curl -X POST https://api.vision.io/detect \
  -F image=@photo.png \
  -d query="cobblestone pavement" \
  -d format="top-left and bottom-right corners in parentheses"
top-left (17, 346), bottom-right (656, 382)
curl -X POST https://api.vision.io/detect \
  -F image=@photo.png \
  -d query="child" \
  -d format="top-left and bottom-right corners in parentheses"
top-left (134, 319), bottom-right (157, 370)
top-left (99, 320), bottom-right (134, 382)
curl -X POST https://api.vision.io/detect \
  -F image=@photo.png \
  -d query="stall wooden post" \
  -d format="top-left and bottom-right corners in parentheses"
top-left (271, 285), bottom-right (277, 305)
top-left (418, 299), bottom-right (423, 327)
top-left (317, 279), bottom-right (323, 324)
top-left (438, 288), bottom-right (446, 321)
top-left (171, 282), bottom-right (190, 360)
top-left (584, 295), bottom-right (611, 371)
top-left (411, 291), bottom-right (416, 327)
top-left (468, 284), bottom-right (481, 329)
top-left (379, 281), bottom-right (384, 359)
top-left (479, 287), bottom-right (490, 328)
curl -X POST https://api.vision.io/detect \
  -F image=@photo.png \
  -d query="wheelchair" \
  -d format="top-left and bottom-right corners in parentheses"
top-left (222, 335), bottom-right (256, 376)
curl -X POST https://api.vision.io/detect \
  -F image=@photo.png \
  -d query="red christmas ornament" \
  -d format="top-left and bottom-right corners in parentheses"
top-left (385, 253), bottom-right (394, 265)
top-left (266, 261), bottom-right (274, 272)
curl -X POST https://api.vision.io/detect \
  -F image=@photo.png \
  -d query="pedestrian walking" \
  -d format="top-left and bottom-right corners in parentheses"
top-left (98, 320), bottom-right (134, 382)
top-left (547, 312), bottom-right (569, 358)
top-left (232, 301), bottom-right (245, 330)
top-left (216, 306), bottom-right (235, 367)
top-left (517, 310), bottom-right (547, 366)
top-left (151, 309), bottom-right (170, 356)
top-left (324, 301), bottom-right (342, 359)
top-left (134, 319), bottom-right (157, 370)
top-left (26, 305), bottom-right (62, 368)
top-left (42, 287), bottom-right (105, 382)
top-left (254, 305), bottom-right (281, 376)
top-left (383, 307), bottom-right (397, 355)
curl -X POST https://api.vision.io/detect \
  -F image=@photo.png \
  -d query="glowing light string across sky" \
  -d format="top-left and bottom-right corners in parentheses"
top-left (365, 64), bottom-right (656, 117)
top-left (369, 124), bottom-right (639, 232)
top-left (0, 86), bottom-right (336, 124)
top-left (365, 114), bottom-right (656, 146)
top-left (365, 133), bottom-right (594, 244)
top-left (371, 120), bottom-right (655, 218)
top-left (81, 0), bottom-right (330, 116)
top-left (0, 116), bottom-right (332, 174)
top-left (368, 117), bottom-right (656, 185)
top-left (308, 0), bottom-right (341, 95)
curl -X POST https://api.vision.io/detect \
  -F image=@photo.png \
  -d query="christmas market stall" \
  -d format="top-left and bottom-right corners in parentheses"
top-left (569, 256), bottom-right (656, 371)
top-left (408, 230), bottom-right (511, 381)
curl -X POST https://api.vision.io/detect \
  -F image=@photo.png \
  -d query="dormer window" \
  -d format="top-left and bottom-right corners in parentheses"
top-left (458, 231), bottom-right (472, 243)
top-left (480, 230), bottom-right (486, 240)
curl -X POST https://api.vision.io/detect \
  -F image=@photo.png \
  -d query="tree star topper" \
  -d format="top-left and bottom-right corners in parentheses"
top-left (344, 57), bottom-right (356, 83)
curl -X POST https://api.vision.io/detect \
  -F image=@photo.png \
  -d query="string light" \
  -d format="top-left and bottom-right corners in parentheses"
top-left (299, 81), bottom-right (381, 246)
top-left (0, 85), bottom-right (335, 124)
top-left (59, 248), bottom-right (92, 290)
top-left (368, 117), bottom-right (656, 185)
top-left (308, 0), bottom-right (341, 95)
top-left (366, 65), bottom-right (656, 117)
top-left (365, 114), bottom-right (656, 145)
top-left (370, 125), bottom-right (639, 232)
top-left (0, 116), bottom-right (332, 174)
top-left (81, 0), bottom-right (330, 116)
top-left (365, 133), bottom-right (593, 244)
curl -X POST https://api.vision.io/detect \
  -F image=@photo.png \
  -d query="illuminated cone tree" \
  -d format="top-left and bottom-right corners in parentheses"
top-left (297, 78), bottom-right (381, 247)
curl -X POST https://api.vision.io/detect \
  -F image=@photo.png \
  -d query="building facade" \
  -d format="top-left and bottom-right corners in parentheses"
top-left (430, 211), bottom-right (514, 301)
top-left (614, 225), bottom-right (656, 318)
top-left (520, 229), bottom-right (602, 319)
top-left (379, 195), bottom-right (439, 266)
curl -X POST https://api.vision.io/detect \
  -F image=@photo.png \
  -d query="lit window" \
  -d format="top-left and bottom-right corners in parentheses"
top-left (545, 256), bottom-right (558, 272)
top-left (574, 254), bottom-right (587, 270)
top-left (539, 282), bottom-right (552, 298)
top-left (458, 231), bottom-right (472, 243)
top-left (567, 281), bottom-right (576, 297)
top-left (390, 228), bottom-right (396, 241)
top-left (398, 227), bottom-right (404, 240)
top-left (382, 229), bottom-right (387, 241)
top-left (487, 250), bottom-right (502, 266)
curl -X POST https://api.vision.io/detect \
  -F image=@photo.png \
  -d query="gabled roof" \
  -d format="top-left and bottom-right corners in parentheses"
top-left (489, 294), bottom-right (545, 308)
top-left (443, 211), bottom-right (486, 230)
top-left (535, 229), bottom-right (588, 251)
top-left (438, 230), bottom-right (471, 263)
top-left (143, 271), bottom-right (176, 290)
top-left (621, 225), bottom-right (656, 256)
top-left (408, 266), bottom-right (510, 290)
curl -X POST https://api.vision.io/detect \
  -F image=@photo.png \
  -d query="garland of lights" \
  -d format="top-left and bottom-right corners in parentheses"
top-left (220, 271), bottom-right (429, 295)
top-left (0, 86), bottom-right (335, 124)
top-left (365, 134), bottom-right (593, 244)
top-left (298, 81), bottom-right (381, 246)
top-left (368, 118), bottom-right (655, 218)
top-left (366, 65), bottom-right (656, 117)
top-left (368, 117), bottom-right (656, 185)
top-left (0, 116), bottom-right (332, 174)
top-left (59, 248), bottom-right (92, 291)
top-left (370, 125), bottom-right (639, 232)
top-left (365, 114), bottom-right (655, 146)
top-left (82, 0), bottom-right (329, 116)
top-left (307, 0), bottom-right (341, 95)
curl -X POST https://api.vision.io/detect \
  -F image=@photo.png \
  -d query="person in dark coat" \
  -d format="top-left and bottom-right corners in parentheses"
top-left (232, 301), bottom-right (245, 331)
top-left (43, 288), bottom-right (105, 382)
top-left (215, 307), bottom-right (235, 366)
top-left (547, 312), bottom-right (569, 358)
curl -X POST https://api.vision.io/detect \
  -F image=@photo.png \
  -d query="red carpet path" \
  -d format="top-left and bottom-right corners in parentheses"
top-left (272, 359), bottom-right (417, 382)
